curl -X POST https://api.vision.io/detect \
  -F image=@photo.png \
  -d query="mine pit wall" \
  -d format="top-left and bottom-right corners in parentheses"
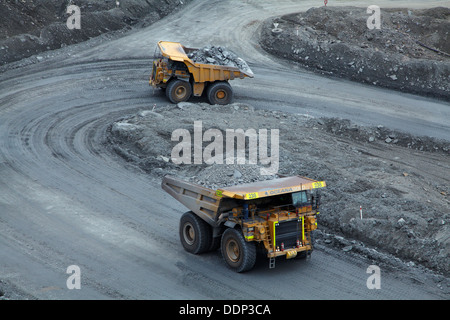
top-left (260, 7), bottom-right (450, 101)
top-left (0, 0), bottom-right (193, 66)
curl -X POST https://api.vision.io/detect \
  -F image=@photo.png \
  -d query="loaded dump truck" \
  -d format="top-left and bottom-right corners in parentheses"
top-left (162, 175), bottom-right (326, 272)
top-left (149, 41), bottom-right (254, 105)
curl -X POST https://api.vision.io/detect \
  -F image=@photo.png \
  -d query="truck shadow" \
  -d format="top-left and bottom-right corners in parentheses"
top-left (251, 252), bottom-right (313, 274)
top-left (203, 250), bottom-right (313, 275)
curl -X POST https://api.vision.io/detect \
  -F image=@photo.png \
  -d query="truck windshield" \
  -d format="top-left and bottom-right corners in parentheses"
top-left (292, 191), bottom-right (308, 207)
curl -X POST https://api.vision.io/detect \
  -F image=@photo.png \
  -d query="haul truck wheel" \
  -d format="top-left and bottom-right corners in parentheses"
top-left (179, 211), bottom-right (211, 254)
top-left (221, 228), bottom-right (256, 272)
top-left (206, 81), bottom-right (233, 105)
top-left (166, 79), bottom-right (192, 104)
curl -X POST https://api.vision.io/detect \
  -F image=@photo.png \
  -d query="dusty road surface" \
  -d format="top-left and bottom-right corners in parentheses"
top-left (0, 0), bottom-right (449, 300)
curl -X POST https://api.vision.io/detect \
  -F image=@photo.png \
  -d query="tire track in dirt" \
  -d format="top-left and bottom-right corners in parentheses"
top-left (1, 0), bottom-right (449, 299)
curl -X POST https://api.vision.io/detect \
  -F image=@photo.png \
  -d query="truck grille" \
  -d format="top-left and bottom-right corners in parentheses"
top-left (275, 219), bottom-right (302, 249)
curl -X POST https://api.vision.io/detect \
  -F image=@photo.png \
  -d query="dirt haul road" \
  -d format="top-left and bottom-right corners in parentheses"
top-left (0, 0), bottom-right (449, 299)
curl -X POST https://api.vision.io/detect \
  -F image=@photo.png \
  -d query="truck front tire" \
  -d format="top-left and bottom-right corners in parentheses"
top-left (221, 228), bottom-right (256, 272)
top-left (166, 79), bottom-right (192, 103)
top-left (179, 211), bottom-right (211, 254)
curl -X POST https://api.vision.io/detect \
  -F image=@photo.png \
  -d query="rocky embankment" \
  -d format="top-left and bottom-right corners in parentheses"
top-left (260, 6), bottom-right (450, 100)
top-left (0, 0), bottom-right (191, 66)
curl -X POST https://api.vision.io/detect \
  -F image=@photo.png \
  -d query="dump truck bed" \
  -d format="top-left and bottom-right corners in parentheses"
top-left (161, 175), bottom-right (221, 226)
top-left (161, 175), bottom-right (326, 224)
top-left (217, 176), bottom-right (326, 200)
top-left (157, 41), bottom-right (254, 82)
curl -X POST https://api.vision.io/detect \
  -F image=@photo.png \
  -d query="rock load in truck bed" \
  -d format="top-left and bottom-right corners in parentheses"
top-left (187, 45), bottom-right (252, 74)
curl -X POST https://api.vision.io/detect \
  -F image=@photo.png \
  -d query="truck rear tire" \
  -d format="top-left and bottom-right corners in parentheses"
top-left (166, 79), bottom-right (192, 104)
top-left (179, 211), bottom-right (211, 254)
top-left (221, 228), bottom-right (256, 272)
top-left (206, 81), bottom-right (233, 105)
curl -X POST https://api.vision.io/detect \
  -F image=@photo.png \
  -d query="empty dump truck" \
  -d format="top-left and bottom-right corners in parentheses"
top-left (149, 41), bottom-right (254, 105)
top-left (162, 175), bottom-right (326, 272)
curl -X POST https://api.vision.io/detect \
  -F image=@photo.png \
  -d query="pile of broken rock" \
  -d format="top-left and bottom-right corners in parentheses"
top-left (187, 45), bottom-right (252, 74)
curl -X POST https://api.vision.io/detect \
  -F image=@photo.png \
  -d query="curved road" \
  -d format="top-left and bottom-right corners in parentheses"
top-left (0, 0), bottom-right (448, 299)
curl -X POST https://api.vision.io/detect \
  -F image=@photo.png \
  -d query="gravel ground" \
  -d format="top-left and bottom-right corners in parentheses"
top-left (0, 279), bottom-right (35, 300)
top-left (107, 101), bottom-right (450, 277)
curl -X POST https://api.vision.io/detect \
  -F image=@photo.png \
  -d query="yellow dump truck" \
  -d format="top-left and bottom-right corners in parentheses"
top-left (149, 41), bottom-right (254, 105)
top-left (162, 175), bottom-right (326, 272)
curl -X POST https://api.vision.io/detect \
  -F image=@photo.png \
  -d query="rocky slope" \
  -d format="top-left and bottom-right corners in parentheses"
top-left (0, 0), bottom-right (191, 65)
top-left (260, 6), bottom-right (450, 100)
